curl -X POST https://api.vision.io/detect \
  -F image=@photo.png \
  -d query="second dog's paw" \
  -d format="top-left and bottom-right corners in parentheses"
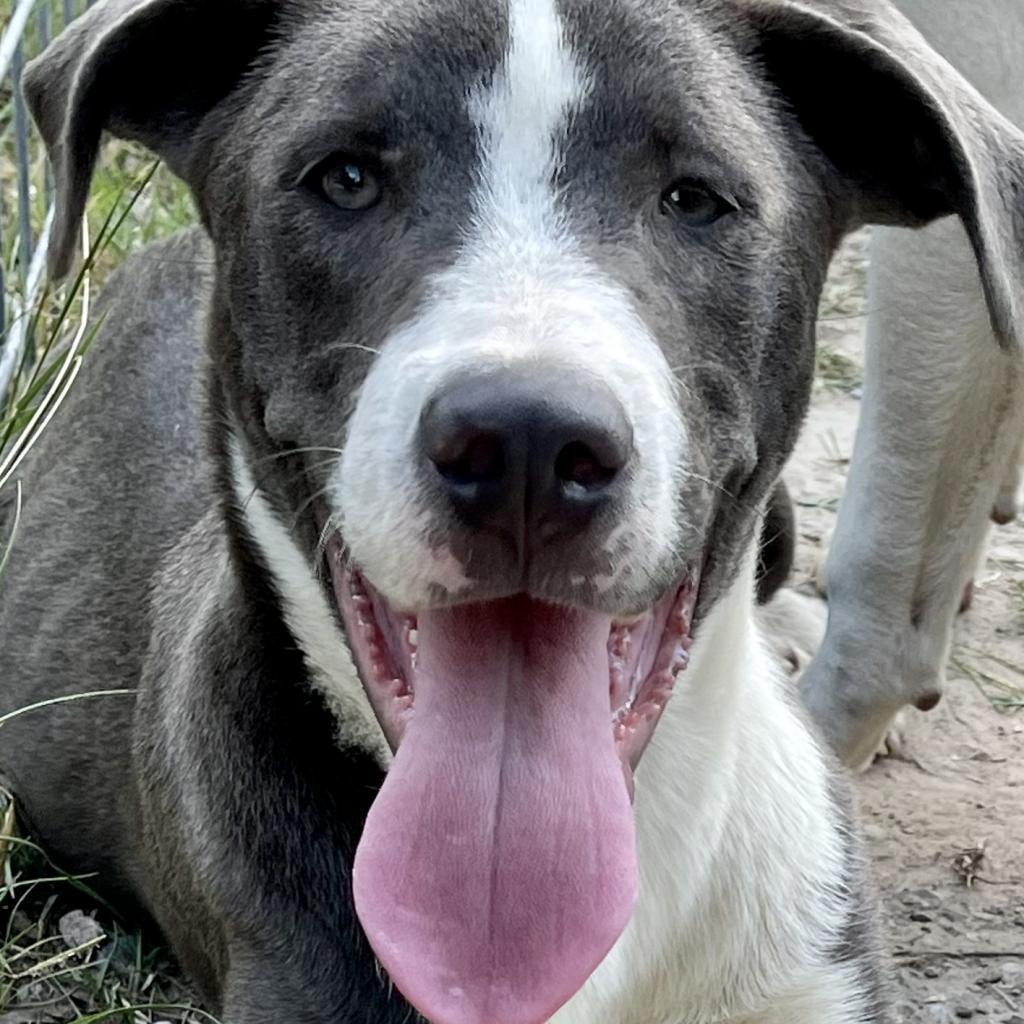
top-left (876, 710), bottom-right (910, 762)
top-left (844, 710), bottom-right (912, 775)
top-left (991, 493), bottom-right (1019, 526)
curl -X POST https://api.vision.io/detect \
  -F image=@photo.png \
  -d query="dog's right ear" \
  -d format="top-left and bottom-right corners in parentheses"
top-left (23, 0), bottom-right (277, 278)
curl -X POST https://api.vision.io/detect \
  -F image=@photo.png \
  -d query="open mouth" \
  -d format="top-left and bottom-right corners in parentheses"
top-left (330, 549), bottom-right (695, 776)
top-left (323, 533), bottom-right (697, 1024)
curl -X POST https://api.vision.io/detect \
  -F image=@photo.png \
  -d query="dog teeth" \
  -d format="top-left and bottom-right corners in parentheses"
top-left (614, 693), bottom-right (635, 719)
top-left (672, 647), bottom-right (690, 676)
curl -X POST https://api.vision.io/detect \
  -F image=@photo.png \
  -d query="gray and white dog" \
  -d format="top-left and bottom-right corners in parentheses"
top-left (2, 1), bottom-right (1023, 1022)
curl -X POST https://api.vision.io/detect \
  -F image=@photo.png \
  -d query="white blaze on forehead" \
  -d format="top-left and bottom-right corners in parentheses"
top-left (469, 0), bottom-right (589, 235)
top-left (334, 0), bottom-right (687, 611)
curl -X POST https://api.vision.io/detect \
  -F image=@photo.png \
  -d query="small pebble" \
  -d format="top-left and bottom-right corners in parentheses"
top-left (58, 910), bottom-right (104, 950)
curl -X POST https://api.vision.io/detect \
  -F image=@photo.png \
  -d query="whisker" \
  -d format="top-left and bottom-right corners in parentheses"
top-left (277, 456), bottom-right (343, 489)
top-left (665, 363), bottom-right (709, 400)
top-left (677, 466), bottom-right (739, 501)
top-left (313, 515), bottom-right (340, 578)
top-left (289, 485), bottom-right (333, 534)
top-left (327, 342), bottom-right (383, 357)
top-left (237, 456), bottom-right (342, 516)
top-left (313, 515), bottom-right (354, 582)
top-left (248, 445), bottom-right (344, 467)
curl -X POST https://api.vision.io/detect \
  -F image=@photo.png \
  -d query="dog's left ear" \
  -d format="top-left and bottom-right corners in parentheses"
top-left (742, 0), bottom-right (1024, 349)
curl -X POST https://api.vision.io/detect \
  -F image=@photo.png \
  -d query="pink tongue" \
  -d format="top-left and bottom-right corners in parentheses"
top-left (353, 597), bottom-right (637, 1024)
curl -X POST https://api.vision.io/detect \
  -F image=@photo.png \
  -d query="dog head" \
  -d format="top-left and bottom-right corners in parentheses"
top-left (26, 1), bottom-right (1024, 1021)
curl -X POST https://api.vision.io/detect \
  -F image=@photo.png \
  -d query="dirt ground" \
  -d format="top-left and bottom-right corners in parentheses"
top-left (790, 231), bottom-right (1024, 1023)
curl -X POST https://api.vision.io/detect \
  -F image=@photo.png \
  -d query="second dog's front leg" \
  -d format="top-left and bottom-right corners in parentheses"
top-left (992, 428), bottom-right (1024, 526)
top-left (801, 217), bottom-right (1024, 770)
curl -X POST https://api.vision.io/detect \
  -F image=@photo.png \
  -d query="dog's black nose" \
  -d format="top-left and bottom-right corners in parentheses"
top-left (419, 367), bottom-right (633, 542)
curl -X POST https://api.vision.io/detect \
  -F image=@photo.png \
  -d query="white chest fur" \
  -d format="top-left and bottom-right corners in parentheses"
top-left (555, 561), bottom-right (873, 1024)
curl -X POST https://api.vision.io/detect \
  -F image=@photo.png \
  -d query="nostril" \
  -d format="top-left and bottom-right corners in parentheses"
top-left (555, 441), bottom-right (620, 492)
top-left (433, 432), bottom-right (505, 487)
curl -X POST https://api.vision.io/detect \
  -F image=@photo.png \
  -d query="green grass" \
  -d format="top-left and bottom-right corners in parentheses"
top-left (2, 8), bottom-right (200, 1011)
top-left (951, 649), bottom-right (1024, 716)
top-left (1009, 577), bottom-right (1024, 618)
top-left (0, 808), bottom-right (212, 1024)
top-left (814, 345), bottom-right (863, 394)
top-left (1, 158), bottom-right (167, 567)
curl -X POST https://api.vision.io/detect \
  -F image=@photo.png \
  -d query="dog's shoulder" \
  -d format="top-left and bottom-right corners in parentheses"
top-left (0, 226), bottom-right (218, 883)
top-left (90, 226), bottom-right (213, 374)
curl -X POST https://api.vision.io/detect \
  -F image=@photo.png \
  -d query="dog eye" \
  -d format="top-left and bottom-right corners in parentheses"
top-left (661, 180), bottom-right (736, 227)
top-left (315, 156), bottom-right (382, 211)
